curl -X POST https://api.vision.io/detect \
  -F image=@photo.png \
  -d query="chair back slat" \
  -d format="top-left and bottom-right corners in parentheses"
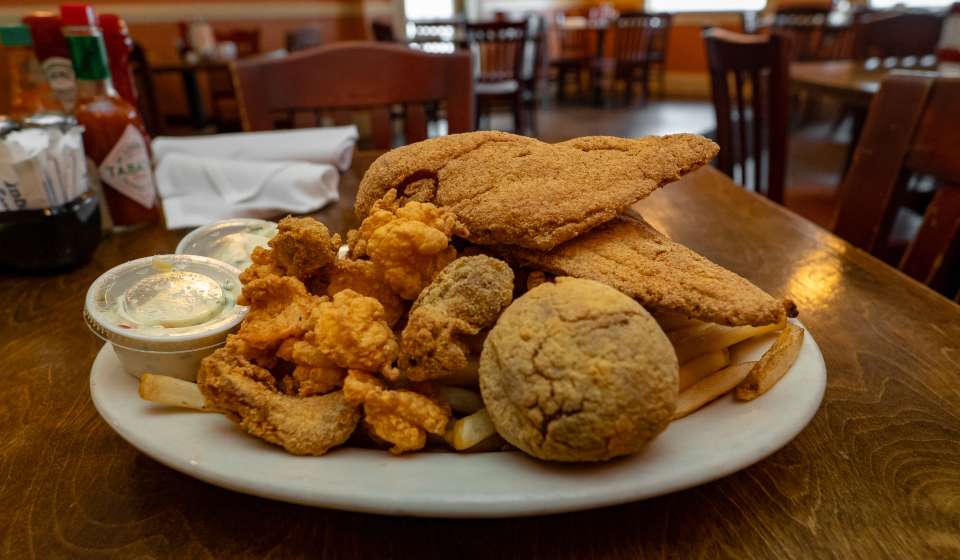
top-left (612, 12), bottom-right (671, 64)
top-left (833, 73), bottom-right (960, 297)
top-left (704, 28), bottom-right (790, 202)
top-left (771, 5), bottom-right (830, 61)
top-left (833, 74), bottom-right (933, 251)
top-left (231, 42), bottom-right (473, 147)
top-left (463, 21), bottom-right (527, 83)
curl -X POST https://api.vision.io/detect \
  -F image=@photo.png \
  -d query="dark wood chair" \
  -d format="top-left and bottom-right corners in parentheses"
top-left (704, 28), bottom-right (791, 203)
top-left (209, 28), bottom-right (261, 131)
top-left (550, 15), bottom-right (594, 101)
top-left (129, 41), bottom-right (163, 136)
top-left (771, 4), bottom-right (832, 61)
top-left (591, 12), bottom-right (673, 105)
top-left (371, 20), bottom-right (396, 42)
top-left (462, 20), bottom-right (528, 133)
top-left (850, 11), bottom-right (945, 59)
top-left (231, 42), bottom-right (473, 149)
top-left (285, 27), bottom-right (324, 52)
top-left (521, 14), bottom-right (547, 135)
top-left (832, 73), bottom-right (960, 299)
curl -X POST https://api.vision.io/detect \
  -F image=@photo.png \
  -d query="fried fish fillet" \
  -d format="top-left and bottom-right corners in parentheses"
top-left (355, 131), bottom-right (718, 251)
top-left (497, 215), bottom-right (794, 327)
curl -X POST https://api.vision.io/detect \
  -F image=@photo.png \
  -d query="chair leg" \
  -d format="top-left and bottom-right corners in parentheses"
top-left (556, 67), bottom-right (567, 101)
top-left (641, 63), bottom-right (652, 102)
top-left (475, 97), bottom-right (483, 131)
top-left (658, 63), bottom-right (667, 99)
top-left (513, 92), bottom-right (524, 135)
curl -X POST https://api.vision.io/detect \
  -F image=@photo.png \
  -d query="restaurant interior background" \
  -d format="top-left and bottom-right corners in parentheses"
top-left (0, 0), bottom-right (955, 276)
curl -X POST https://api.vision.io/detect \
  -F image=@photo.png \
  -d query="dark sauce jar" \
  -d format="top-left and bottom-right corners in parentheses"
top-left (0, 190), bottom-right (101, 273)
top-left (0, 113), bottom-right (102, 273)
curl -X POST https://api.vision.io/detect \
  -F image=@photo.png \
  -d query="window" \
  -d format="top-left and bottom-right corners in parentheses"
top-left (644, 0), bottom-right (766, 12)
top-left (870, 0), bottom-right (953, 7)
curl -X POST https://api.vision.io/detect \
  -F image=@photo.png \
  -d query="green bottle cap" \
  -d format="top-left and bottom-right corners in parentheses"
top-left (66, 34), bottom-right (110, 81)
top-left (0, 24), bottom-right (33, 47)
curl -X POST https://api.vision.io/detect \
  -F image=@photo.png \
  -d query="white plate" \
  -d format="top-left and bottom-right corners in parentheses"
top-left (90, 320), bottom-right (826, 518)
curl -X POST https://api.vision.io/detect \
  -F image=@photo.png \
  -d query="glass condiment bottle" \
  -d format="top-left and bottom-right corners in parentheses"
top-left (23, 12), bottom-right (77, 113)
top-left (61, 3), bottom-right (158, 228)
top-left (99, 14), bottom-right (138, 107)
top-left (0, 24), bottom-right (56, 118)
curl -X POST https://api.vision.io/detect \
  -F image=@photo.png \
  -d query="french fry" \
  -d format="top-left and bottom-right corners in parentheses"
top-left (450, 408), bottom-right (499, 450)
top-left (654, 311), bottom-right (701, 332)
top-left (434, 356), bottom-right (480, 388)
top-left (138, 373), bottom-right (210, 411)
top-left (436, 386), bottom-right (485, 415)
top-left (678, 348), bottom-right (730, 391)
top-left (673, 362), bottom-right (755, 420)
top-left (668, 319), bottom-right (785, 363)
top-left (736, 324), bottom-right (805, 401)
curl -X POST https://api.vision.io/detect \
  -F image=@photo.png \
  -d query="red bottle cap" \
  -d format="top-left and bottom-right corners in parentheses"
top-left (60, 4), bottom-right (97, 26)
top-left (99, 14), bottom-right (124, 35)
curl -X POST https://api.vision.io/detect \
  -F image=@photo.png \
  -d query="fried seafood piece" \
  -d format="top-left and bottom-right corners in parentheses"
top-left (342, 370), bottom-right (451, 454)
top-left (198, 347), bottom-right (360, 456)
top-left (355, 131), bottom-right (718, 251)
top-left (479, 277), bottom-right (678, 462)
top-left (239, 246), bottom-right (282, 286)
top-left (294, 290), bottom-right (400, 379)
top-left (238, 216), bottom-right (340, 288)
top-left (400, 255), bottom-right (514, 381)
top-left (350, 190), bottom-right (468, 299)
top-left (326, 258), bottom-right (405, 326)
top-left (497, 215), bottom-right (795, 327)
top-left (235, 276), bottom-right (324, 352)
top-left (269, 216), bottom-right (340, 279)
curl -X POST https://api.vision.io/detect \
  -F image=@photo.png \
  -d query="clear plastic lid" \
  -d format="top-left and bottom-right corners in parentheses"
top-left (84, 254), bottom-right (246, 352)
top-left (175, 218), bottom-right (277, 270)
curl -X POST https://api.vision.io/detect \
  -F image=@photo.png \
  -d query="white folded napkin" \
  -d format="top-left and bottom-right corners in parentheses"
top-left (151, 125), bottom-right (358, 172)
top-left (156, 153), bottom-right (339, 229)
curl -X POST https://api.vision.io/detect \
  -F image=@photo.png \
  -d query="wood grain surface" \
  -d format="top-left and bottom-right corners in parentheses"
top-left (2, 154), bottom-right (959, 559)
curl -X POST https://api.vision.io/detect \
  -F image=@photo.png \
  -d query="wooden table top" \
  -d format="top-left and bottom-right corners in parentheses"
top-left (789, 58), bottom-right (946, 107)
top-left (3, 152), bottom-right (959, 558)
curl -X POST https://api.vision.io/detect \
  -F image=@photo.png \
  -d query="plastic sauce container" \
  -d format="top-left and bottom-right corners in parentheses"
top-left (175, 218), bottom-right (277, 270)
top-left (84, 254), bottom-right (246, 380)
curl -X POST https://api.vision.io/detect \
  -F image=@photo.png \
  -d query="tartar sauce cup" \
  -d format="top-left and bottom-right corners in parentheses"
top-left (83, 254), bottom-right (247, 380)
top-left (175, 218), bottom-right (277, 270)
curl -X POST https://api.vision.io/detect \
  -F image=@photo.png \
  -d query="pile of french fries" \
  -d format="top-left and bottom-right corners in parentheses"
top-left (138, 313), bottom-right (804, 453)
top-left (658, 312), bottom-right (805, 420)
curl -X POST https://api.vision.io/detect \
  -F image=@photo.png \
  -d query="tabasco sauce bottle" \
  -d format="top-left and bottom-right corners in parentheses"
top-left (23, 12), bottom-right (77, 113)
top-left (99, 14), bottom-right (138, 107)
top-left (61, 3), bottom-right (157, 228)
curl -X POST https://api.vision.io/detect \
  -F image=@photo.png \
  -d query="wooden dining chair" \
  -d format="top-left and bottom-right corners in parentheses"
top-left (129, 41), bottom-right (164, 136)
top-left (704, 28), bottom-right (791, 203)
top-left (850, 11), bottom-right (945, 59)
top-left (592, 12), bottom-right (673, 105)
top-left (551, 15), bottom-right (593, 101)
top-left (462, 20), bottom-right (528, 133)
top-left (770, 4), bottom-right (831, 61)
top-left (209, 28), bottom-right (261, 131)
top-left (231, 42), bottom-right (473, 148)
top-left (832, 73), bottom-right (960, 299)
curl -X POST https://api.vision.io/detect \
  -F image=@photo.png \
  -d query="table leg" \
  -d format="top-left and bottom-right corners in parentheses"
top-left (180, 69), bottom-right (207, 129)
